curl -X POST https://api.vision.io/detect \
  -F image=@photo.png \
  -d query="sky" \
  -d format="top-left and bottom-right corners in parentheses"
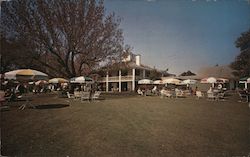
top-left (104, 0), bottom-right (250, 75)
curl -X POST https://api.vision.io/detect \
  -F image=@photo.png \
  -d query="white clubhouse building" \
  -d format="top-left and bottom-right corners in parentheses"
top-left (97, 53), bottom-right (155, 92)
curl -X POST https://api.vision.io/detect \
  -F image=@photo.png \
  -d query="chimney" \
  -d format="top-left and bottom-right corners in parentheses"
top-left (135, 55), bottom-right (141, 66)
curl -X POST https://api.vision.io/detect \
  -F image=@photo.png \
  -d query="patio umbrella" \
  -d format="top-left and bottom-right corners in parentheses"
top-left (181, 79), bottom-right (197, 88)
top-left (239, 76), bottom-right (250, 89)
top-left (70, 76), bottom-right (94, 83)
top-left (138, 79), bottom-right (153, 84)
top-left (4, 69), bottom-right (48, 81)
top-left (153, 80), bottom-right (163, 85)
top-left (181, 79), bottom-right (197, 85)
top-left (28, 81), bottom-right (34, 85)
top-left (162, 78), bottom-right (181, 85)
top-left (201, 77), bottom-right (217, 88)
top-left (35, 80), bottom-right (48, 85)
top-left (49, 78), bottom-right (69, 84)
top-left (217, 78), bottom-right (229, 83)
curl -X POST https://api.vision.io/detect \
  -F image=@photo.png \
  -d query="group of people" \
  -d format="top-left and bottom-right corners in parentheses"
top-left (137, 85), bottom-right (199, 97)
top-left (1, 83), bottom-right (28, 102)
top-left (0, 80), bottom-right (67, 102)
top-left (137, 86), bottom-right (159, 96)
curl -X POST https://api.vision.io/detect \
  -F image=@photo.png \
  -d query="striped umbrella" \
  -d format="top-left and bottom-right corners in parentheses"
top-left (49, 78), bottom-right (69, 84)
top-left (35, 80), bottom-right (48, 85)
top-left (4, 69), bottom-right (48, 81)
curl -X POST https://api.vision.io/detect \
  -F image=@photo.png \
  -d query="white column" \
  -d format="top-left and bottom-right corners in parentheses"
top-left (143, 69), bottom-right (146, 78)
top-left (132, 68), bottom-right (135, 91)
top-left (119, 70), bottom-right (121, 92)
top-left (245, 82), bottom-right (248, 90)
top-left (106, 72), bottom-right (109, 92)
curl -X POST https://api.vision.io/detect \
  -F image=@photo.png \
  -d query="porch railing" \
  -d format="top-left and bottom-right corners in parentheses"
top-left (97, 75), bottom-right (146, 82)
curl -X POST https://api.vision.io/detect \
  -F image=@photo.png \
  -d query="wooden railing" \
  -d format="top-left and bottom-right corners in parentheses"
top-left (97, 75), bottom-right (147, 82)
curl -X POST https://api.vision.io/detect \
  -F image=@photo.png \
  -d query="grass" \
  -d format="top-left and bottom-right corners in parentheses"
top-left (1, 93), bottom-right (250, 157)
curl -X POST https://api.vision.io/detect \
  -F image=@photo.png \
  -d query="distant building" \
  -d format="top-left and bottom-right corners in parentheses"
top-left (96, 53), bottom-right (158, 92)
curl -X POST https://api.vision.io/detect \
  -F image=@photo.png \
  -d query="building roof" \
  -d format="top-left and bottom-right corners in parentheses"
top-left (177, 75), bottom-right (201, 80)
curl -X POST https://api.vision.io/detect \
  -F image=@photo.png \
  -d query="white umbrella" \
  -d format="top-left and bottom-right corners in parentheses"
top-left (138, 79), bottom-right (153, 84)
top-left (28, 81), bottom-right (34, 85)
top-left (181, 79), bottom-right (197, 85)
top-left (162, 78), bottom-right (181, 85)
top-left (201, 77), bottom-right (217, 88)
top-left (70, 76), bottom-right (94, 84)
top-left (207, 77), bottom-right (217, 83)
top-left (217, 78), bottom-right (229, 83)
top-left (4, 69), bottom-right (48, 81)
top-left (239, 77), bottom-right (250, 89)
top-left (153, 80), bottom-right (163, 85)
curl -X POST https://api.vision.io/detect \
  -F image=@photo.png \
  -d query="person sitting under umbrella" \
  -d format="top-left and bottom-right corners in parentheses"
top-left (137, 88), bottom-right (144, 96)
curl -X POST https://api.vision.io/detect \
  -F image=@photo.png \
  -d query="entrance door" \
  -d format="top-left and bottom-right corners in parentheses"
top-left (121, 82), bottom-right (128, 91)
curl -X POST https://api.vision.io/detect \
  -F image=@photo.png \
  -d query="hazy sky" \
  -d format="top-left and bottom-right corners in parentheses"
top-left (105, 0), bottom-right (250, 75)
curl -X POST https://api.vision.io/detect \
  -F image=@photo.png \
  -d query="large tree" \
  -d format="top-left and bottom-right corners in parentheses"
top-left (231, 29), bottom-right (250, 78)
top-left (0, 34), bottom-right (41, 73)
top-left (1, 0), bottom-right (123, 78)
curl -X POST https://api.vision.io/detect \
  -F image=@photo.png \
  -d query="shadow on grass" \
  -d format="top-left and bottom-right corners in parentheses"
top-left (35, 104), bottom-right (69, 110)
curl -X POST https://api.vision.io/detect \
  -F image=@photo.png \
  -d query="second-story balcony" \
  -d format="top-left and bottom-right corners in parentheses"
top-left (97, 75), bottom-right (146, 82)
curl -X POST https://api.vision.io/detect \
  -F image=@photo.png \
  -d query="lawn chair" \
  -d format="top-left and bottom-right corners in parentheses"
top-left (207, 91), bottom-right (217, 101)
top-left (66, 92), bottom-right (74, 99)
top-left (74, 91), bottom-right (81, 99)
top-left (160, 89), bottom-right (166, 98)
top-left (92, 91), bottom-right (101, 101)
top-left (18, 94), bottom-right (35, 110)
top-left (137, 89), bottom-right (144, 96)
top-left (166, 90), bottom-right (174, 98)
top-left (175, 90), bottom-right (184, 98)
top-left (217, 92), bottom-right (225, 101)
top-left (145, 90), bottom-right (153, 96)
top-left (81, 92), bottom-right (90, 102)
top-left (0, 91), bottom-right (10, 111)
top-left (237, 91), bottom-right (248, 102)
top-left (160, 89), bottom-right (173, 98)
top-left (196, 91), bottom-right (204, 99)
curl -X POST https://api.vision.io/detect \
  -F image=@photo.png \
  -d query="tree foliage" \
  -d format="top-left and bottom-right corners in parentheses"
top-left (149, 69), bottom-right (162, 80)
top-left (235, 29), bottom-right (250, 51)
top-left (1, 0), bottom-right (124, 78)
top-left (180, 70), bottom-right (196, 76)
top-left (0, 34), bottom-right (40, 73)
top-left (231, 29), bottom-right (250, 78)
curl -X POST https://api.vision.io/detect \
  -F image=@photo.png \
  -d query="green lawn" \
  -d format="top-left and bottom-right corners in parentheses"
top-left (1, 94), bottom-right (250, 157)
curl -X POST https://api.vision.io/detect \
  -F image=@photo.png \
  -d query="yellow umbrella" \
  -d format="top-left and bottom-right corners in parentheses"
top-left (4, 69), bottom-right (48, 81)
